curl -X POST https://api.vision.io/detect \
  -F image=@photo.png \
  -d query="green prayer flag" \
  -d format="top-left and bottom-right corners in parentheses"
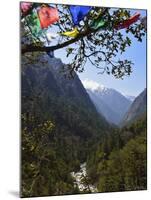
top-left (91, 18), bottom-right (106, 30)
top-left (26, 11), bottom-right (42, 38)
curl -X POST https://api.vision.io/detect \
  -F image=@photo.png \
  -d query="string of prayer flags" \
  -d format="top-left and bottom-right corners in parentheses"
top-left (115, 12), bottom-right (141, 30)
top-left (69, 6), bottom-right (92, 25)
top-left (21, 2), bottom-right (32, 15)
top-left (90, 18), bottom-right (106, 30)
top-left (38, 6), bottom-right (59, 29)
top-left (26, 11), bottom-right (42, 38)
top-left (61, 28), bottom-right (79, 38)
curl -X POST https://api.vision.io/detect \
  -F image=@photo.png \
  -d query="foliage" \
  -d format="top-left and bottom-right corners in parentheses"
top-left (21, 4), bottom-right (146, 79)
top-left (21, 112), bottom-right (82, 197)
top-left (21, 60), bottom-right (109, 197)
top-left (87, 116), bottom-right (147, 192)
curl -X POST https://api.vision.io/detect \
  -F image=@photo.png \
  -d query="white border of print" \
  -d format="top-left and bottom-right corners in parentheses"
top-left (0, 0), bottom-right (150, 200)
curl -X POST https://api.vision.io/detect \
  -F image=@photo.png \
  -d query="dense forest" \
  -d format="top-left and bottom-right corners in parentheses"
top-left (87, 115), bottom-right (147, 192)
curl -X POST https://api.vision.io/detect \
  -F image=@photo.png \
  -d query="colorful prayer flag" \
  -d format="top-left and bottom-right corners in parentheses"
top-left (26, 11), bottom-right (42, 37)
top-left (69, 6), bottom-right (92, 25)
top-left (21, 2), bottom-right (32, 15)
top-left (115, 12), bottom-right (141, 30)
top-left (61, 28), bottom-right (79, 38)
top-left (91, 18), bottom-right (106, 30)
top-left (38, 6), bottom-right (59, 29)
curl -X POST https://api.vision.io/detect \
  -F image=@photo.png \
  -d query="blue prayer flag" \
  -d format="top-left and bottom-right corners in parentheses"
top-left (69, 5), bottom-right (92, 25)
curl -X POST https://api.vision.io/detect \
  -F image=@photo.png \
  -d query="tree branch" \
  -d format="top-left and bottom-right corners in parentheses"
top-left (22, 28), bottom-right (101, 54)
top-left (22, 8), bottom-right (108, 54)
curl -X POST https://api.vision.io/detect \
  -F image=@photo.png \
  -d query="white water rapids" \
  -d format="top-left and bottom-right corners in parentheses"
top-left (71, 163), bottom-right (98, 193)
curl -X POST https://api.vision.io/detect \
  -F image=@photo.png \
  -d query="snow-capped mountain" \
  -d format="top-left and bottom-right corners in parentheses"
top-left (82, 80), bottom-right (132, 125)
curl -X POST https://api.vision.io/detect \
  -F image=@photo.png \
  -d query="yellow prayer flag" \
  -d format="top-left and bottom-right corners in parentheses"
top-left (61, 28), bottom-right (79, 38)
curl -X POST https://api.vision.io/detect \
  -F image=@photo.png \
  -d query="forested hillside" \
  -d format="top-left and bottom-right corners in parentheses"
top-left (21, 53), bottom-right (111, 197)
top-left (87, 115), bottom-right (147, 192)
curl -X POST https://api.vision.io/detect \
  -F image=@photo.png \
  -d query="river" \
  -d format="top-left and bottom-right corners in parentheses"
top-left (71, 163), bottom-right (98, 193)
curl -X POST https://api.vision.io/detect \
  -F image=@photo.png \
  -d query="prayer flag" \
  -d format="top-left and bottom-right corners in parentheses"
top-left (26, 11), bottom-right (42, 37)
top-left (61, 28), bottom-right (79, 38)
top-left (21, 2), bottom-right (32, 15)
top-left (91, 18), bottom-right (106, 30)
top-left (38, 6), bottom-right (59, 29)
top-left (115, 12), bottom-right (140, 30)
top-left (69, 6), bottom-right (92, 25)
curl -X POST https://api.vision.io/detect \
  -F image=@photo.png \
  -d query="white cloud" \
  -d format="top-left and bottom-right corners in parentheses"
top-left (82, 79), bottom-right (105, 91)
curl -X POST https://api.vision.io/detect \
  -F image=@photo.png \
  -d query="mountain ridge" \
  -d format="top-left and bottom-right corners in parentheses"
top-left (121, 88), bottom-right (147, 126)
top-left (22, 53), bottom-right (110, 139)
top-left (125, 95), bottom-right (136, 102)
top-left (82, 81), bottom-right (132, 125)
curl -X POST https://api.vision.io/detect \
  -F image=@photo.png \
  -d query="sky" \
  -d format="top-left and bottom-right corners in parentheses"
top-left (54, 8), bottom-right (147, 97)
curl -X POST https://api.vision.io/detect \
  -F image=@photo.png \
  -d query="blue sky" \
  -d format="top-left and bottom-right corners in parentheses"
top-left (54, 8), bottom-right (147, 97)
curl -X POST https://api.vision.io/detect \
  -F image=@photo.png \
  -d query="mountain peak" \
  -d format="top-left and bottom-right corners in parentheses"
top-left (82, 79), bottom-right (132, 125)
top-left (82, 79), bottom-right (106, 92)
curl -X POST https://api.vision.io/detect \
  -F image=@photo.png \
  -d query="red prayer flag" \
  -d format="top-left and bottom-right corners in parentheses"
top-left (115, 12), bottom-right (140, 30)
top-left (21, 2), bottom-right (32, 14)
top-left (38, 6), bottom-right (59, 29)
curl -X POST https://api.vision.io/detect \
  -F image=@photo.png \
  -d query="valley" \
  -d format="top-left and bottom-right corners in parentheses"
top-left (21, 53), bottom-right (147, 197)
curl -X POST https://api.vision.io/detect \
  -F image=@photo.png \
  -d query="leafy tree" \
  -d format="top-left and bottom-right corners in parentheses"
top-left (121, 135), bottom-right (147, 190)
top-left (21, 113), bottom-right (56, 196)
top-left (21, 3), bottom-right (146, 78)
top-left (97, 150), bottom-right (124, 192)
top-left (21, 112), bottom-right (79, 197)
